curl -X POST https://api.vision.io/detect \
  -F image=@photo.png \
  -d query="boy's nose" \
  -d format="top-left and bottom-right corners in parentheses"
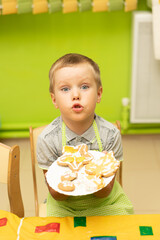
top-left (72, 88), bottom-right (80, 100)
top-left (73, 96), bottom-right (80, 100)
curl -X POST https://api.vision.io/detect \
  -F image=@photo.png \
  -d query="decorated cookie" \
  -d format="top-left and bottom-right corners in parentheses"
top-left (86, 175), bottom-right (105, 190)
top-left (78, 144), bottom-right (94, 161)
top-left (61, 170), bottom-right (78, 181)
top-left (58, 181), bottom-right (75, 192)
top-left (62, 145), bottom-right (78, 154)
top-left (57, 144), bottom-right (93, 171)
top-left (85, 151), bottom-right (120, 178)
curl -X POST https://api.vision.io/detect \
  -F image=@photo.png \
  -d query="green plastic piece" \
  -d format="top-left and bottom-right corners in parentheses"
top-left (139, 226), bottom-right (153, 236)
top-left (74, 217), bottom-right (86, 227)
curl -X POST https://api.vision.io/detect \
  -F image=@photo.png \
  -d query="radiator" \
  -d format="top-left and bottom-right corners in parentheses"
top-left (130, 12), bottom-right (160, 123)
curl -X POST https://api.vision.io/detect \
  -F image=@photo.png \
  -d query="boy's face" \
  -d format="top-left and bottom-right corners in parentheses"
top-left (51, 63), bottom-right (102, 125)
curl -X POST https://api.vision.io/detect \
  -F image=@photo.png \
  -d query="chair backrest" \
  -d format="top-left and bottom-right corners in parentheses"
top-left (29, 120), bottom-right (122, 216)
top-left (113, 120), bottom-right (122, 187)
top-left (29, 126), bottom-right (46, 216)
top-left (0, 143), bottom-right (24, 218)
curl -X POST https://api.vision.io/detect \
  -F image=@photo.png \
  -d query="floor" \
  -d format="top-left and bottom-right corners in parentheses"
top-left (1, 134), bottom-right (160, 217)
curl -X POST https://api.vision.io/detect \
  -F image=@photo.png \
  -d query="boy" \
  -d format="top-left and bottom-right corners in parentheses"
top-left (37, 53), bottom-right (134, 216)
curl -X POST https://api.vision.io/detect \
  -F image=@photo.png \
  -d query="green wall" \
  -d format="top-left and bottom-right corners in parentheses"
top-left (0, 1), bottom-right (152, 138)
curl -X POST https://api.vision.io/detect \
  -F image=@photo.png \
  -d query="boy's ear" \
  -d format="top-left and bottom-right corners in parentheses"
top-left (50, 93), bottom-right (59, 109)
top-left (97, 86), bottom-right (103, 103)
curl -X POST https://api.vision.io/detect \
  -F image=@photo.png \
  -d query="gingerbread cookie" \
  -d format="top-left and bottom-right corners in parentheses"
top-left (62, 145), bottom-right (78, 154)
top-left (61, 170), bottom-right (78, 181)
top-left (85, 151), bottom-right (120, 178)
top-left (86, 175), bottom-right (105, 190)
top-left (57, 144), bottom-right (93, 171)
top-left (78, 144), bottom-right (94, 161)
top-left (58, 181), bottom-right (75, 192)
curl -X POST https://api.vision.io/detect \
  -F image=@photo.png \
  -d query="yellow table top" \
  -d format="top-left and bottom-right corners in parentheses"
top-left (0, 210), bottom-right (159, 240)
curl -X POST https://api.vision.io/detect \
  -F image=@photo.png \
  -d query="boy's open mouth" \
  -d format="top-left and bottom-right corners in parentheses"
top-left (73, 104), bottom-right (82, 108)
top-left (72, 104), bottom-right (83, 112)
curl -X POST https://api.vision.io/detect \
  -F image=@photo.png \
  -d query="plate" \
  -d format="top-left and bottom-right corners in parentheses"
top-left (46, 150), bottom-right (115, 196)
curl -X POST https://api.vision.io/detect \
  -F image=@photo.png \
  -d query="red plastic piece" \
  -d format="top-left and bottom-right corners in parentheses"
top-left (35, 222), bottom-right (60, 233)
top-left (0, 218), bottom-right (7, 227)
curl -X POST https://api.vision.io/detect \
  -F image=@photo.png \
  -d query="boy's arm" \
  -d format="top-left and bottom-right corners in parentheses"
top-left (43, 170), bottom-right (69, 201)
top-left (93, 175), bottom-right (115, 198)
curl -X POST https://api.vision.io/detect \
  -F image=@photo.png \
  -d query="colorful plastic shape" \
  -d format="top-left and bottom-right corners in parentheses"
top-left (0, 218), bottom-right (7, 227)
top-left (139, 226), bottom-right (153, 236)
top-left (74, 217), bottom-right (86, 227)
top-left (35, 222), bottom-right (60, 233)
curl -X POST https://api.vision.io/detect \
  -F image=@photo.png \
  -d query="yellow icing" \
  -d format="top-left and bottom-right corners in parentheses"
top-left (63, 146), bottom-right (78, 153)
top-left (75, 157), bottom-right (85, 163)
top-left (63, 156), bottom-right (74, 163)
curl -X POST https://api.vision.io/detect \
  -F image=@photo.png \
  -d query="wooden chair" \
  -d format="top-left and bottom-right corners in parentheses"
top-left (29, 120), bottom-right (122, 217)
top-left (29, 125), bottom-right (47, 217)
top-left (0, 143), bottom-right (24, 218)
top-left (113, 120), bottom-right (123, 187)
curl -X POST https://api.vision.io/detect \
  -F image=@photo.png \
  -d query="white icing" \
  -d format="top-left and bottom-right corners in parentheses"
top-left (62, 171), bottom-right (77, 179)
top-left (61, 181), bottom-right (74, 187)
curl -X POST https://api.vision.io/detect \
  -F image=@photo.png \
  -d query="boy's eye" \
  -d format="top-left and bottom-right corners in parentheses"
top-left (81, 85), bottom-right (89, 90)
top-left (61, 87), bottom-right (69, 92)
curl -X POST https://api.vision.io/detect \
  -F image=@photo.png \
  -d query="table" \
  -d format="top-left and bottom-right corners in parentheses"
top-left (0, 210), bottom-right (159, 240)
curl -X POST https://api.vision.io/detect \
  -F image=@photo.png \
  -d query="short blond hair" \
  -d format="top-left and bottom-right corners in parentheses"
top-left (49, 53), bottom-right (102, 93)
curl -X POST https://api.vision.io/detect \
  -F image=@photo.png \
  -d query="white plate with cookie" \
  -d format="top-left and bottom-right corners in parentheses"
top-left (46, 149), bottom-right (120, 196)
